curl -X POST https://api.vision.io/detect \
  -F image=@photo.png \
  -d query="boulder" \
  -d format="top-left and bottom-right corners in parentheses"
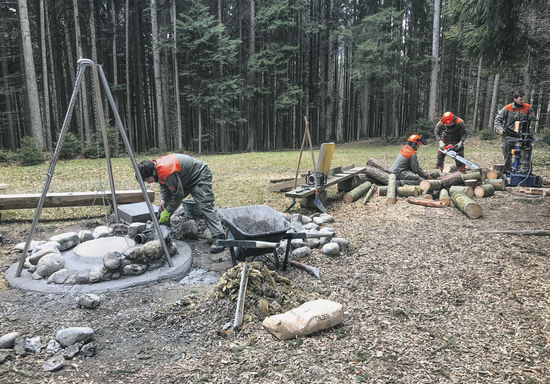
top-left (35, 252), bottom-right (65, 278)
top-left (77, 294), bottom-right (100, 309)
top-left (122, 264), bottom-right (146, 276)
top-left (47, 269), bottom-right (76, 285)
top-left (292, 246), bottom-right (311, 258)
top-left (321, 242), bottom-right (340, 256)
top-left (0, 332), bottom-right (19, 349)
top-left (93, 226), bottom-right (112, 239)
top-left (103, 251), bottom-right (123, 270)
top-left (127, 222), bottom-right (147, 238)
top-left (56, 327), bottom-right (94, 347)
top-left (331, 237), bottom-right (349, 250)
top-left (42, 353), bottom-right (65, 372)
top-left (143, 240), bottom-right (163, 261)
top-left (28, 248), bottom-right (60, 265)
top-left (77, 230), bottom-right (94, 243)
top-left (49, 232), bottom-right (79, 251)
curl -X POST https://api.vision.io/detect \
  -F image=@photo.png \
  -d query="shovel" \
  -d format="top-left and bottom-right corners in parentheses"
top-left (304, 116), bottom-right (327, 213)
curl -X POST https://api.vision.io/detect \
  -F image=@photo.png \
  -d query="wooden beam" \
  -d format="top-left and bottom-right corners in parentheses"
top-left (0, 190), bottom-right (155, 210)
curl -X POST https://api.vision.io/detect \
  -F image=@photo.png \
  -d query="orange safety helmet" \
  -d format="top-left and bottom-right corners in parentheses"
top-left (407, 134), bottom-right (427, 146)
top-left (442, 111), bottom-right (455, 126)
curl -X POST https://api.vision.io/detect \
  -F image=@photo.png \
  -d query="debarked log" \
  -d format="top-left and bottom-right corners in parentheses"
top-left (406, 197), bottom-right (446, 207)
top-left (343, 181), bottom-right (372, 204)
top-left (387, 174), bottom-right (396, 205)
top-left (451, 192), bottom-right (482, 219)
top-left (439, 189), bottom-right (450, 207)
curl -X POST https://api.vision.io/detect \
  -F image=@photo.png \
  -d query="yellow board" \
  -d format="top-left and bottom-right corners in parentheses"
top-left (317, 142), bottom-right (335, 175)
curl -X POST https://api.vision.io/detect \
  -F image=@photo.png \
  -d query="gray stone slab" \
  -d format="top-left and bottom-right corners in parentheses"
top-left (117, 202), bottom-right (159, 224)
top-left (5, 240), bottom-right (192, 294)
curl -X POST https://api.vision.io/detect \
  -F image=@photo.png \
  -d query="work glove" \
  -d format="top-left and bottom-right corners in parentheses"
top-left (438, 140), bottom-right (445, 149)
top-left (454, 141), bottom-right (463, 150)
top-left (158, 209), bottom-right (171, 224)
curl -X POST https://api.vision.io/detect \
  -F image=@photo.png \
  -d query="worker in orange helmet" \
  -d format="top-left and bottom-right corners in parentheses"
top-left (434, 111), bottom-right (468, 172)
top-left (389, 134), bottom-right (430, 186)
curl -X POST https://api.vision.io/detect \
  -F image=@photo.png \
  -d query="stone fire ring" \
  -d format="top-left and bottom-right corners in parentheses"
top-left (5, 240), bottom-right (192, 294)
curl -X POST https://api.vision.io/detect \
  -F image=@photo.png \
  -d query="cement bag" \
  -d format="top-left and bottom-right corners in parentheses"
top-left (262, 299), bottom-right (344, 340)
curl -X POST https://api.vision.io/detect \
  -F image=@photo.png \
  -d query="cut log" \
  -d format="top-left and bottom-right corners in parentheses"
top-left (461, 172), bottom-right (482, 182)
top-left (337, 174), bottom-right (363, 192)
top-left (439, 189), bottom-right (450, 207)
top-left (387, 174), bottom-right (396, 205)
top-left (451, 192), bottom-right (482, 219)
top-left (483, 178), bottom-right (506, 191)
top-left (366, 158), bottom-right (390, 173)
top-left (429, 170), bottom-right (442, 179)
top-left (406, 197), bottom-right (446, 208)
top-left (420, 179), bottom-right (442, 193)
top-left (0, 183), bottom-right (8, 190)
top-left (440, 172), bottom-right (465, 189)
top-left (299, 190), bottom-right (328, 209)
top-left (421, 194), bottom-right (433, 200)
top-left (378, 185), bottom-right (421, 197)
top-left (0, 190), bottom-right (155, 210)
top-left (464, 179), bottom-right (481, 189)
top-left (493, 164), bottom-right (505, 174)
top-left (364, 165), bottom-right (390, 185)
top-left (343, 181), bottom-right (372, 204)
top-left (474, 184), bottom-right (495, 198)
top-left (449, 185), bottom-right (474, 198)
top-left (486, 169), bottom-right (499, 179)
top-left (363, 185), bottom-right (377, 205)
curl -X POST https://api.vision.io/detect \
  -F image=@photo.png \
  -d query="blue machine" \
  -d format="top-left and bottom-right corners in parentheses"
top-left (505, 122), bottom-right (542, 187)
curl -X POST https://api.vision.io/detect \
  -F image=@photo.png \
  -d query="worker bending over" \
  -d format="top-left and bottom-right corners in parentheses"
top-left (435, 111), bottom-right (468, 172)
top-left (389, 134), bottom-right (430, 186)
top-left (137, 154), bottom-right (225, 253)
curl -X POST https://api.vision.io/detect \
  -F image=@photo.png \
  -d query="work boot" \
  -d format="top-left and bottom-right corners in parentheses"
top-left (210, 236), bottom-right (225, 254)
top-left (458, 166), bottom-right (467, 173)
top-left (435, 165), bottom-right (443, 171)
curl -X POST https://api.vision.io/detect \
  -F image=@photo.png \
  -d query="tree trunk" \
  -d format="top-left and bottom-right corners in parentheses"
top-left (488, 73), bottom-right (499, 131)
top-left (0, 33), bottom-right (17, 150)
top-left (481, 74), bottom-right (494, 132)
top-left (18, 0), bottom-right (44, 149)
top-left (172, 0), bottom-right (182, 150)
top-left (151, 0), bottom-right (166, 150)
top-left (73, 0), bottom-right (91, 140)
top-left (343, 181), bottom-right (372, 204)
top-left (386, 174), bottom-right (396, 205)
top-left (364, 165), bottom-right (390, 185)
top-left (451, 193), bottom-right (482, 219)
top-left (39, 0), bottom-right (51, 151)
top-left (474, 184), bottom-right (495, 198)
top-left (406, 197), bottom-right (446, 208)
top-left (45, 2), bottom-right (59, 140)
top-left (125, 0), bottom-right (133, 149)
top-left (449, 185), bottom-right (473, 198)
top-left (472, 56), bottom-right (482, 131)
top-left (428, 0), bottom-right (441, 121)
top-left (366, 158), bottom-right (390, 173)
top-left (247, 0), bottom-right (255, 151)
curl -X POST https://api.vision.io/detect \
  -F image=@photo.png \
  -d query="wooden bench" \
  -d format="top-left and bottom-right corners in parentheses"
top-left (0, 189), bottom-right (155, 210)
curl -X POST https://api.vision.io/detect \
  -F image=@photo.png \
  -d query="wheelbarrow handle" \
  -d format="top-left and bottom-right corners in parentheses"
top-left (217, 239), bottom-right (278, 249)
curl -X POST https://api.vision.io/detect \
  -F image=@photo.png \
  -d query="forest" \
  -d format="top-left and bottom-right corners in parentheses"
top-left (1, 0), bottom-right (549, 155)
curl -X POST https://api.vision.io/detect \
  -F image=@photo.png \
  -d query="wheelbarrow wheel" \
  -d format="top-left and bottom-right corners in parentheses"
top-left (226, 231), bottom-right (241, 266)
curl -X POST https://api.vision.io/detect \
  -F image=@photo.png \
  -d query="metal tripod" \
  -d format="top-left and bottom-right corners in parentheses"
top-left (16, 58), bottom-right (173, 277)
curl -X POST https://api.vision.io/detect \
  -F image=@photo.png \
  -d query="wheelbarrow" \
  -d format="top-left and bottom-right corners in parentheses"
top-left (217, 205), bottom-right (330, 269)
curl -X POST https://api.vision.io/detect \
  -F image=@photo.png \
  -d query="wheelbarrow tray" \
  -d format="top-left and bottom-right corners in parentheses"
top-left (218, 205), bottom-right (290, 262)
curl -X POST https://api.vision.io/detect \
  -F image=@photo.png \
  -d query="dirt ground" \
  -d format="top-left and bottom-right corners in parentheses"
top-left (1, 186), bottom-right (550, 383)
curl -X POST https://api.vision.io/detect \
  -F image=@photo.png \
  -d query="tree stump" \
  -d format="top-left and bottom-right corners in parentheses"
top-left (364, 165), bottom-right (390, 185)
top-left (439, 189), bottom-right (450, 207)
top-left (449, 185), bottom-right (474, 198)
top-left (451, 192), bottom-right (482, 219)
top-left (474, 184), bottom-right (495, 198)
top-left (343, 181), bottom-right (372, 204)
top-left (420, 179), bottom-right (442, 193)
top-left (483, 178), bottom-right (505, 191)
top-left (366, 158), bottom-right (390, 173)
top-left (387, 174), bottom-right (396, 205)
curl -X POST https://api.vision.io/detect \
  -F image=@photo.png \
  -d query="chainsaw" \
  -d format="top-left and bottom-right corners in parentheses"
top-left (438, 144), bottom-right (479, 169)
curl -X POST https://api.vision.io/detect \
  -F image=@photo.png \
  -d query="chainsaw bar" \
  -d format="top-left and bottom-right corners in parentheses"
top-left (438, 148), bottom-right (479, 169)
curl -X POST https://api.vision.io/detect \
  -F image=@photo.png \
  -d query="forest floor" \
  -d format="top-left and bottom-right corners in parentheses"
top-left (1, 138), bottom-right (550, 383)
